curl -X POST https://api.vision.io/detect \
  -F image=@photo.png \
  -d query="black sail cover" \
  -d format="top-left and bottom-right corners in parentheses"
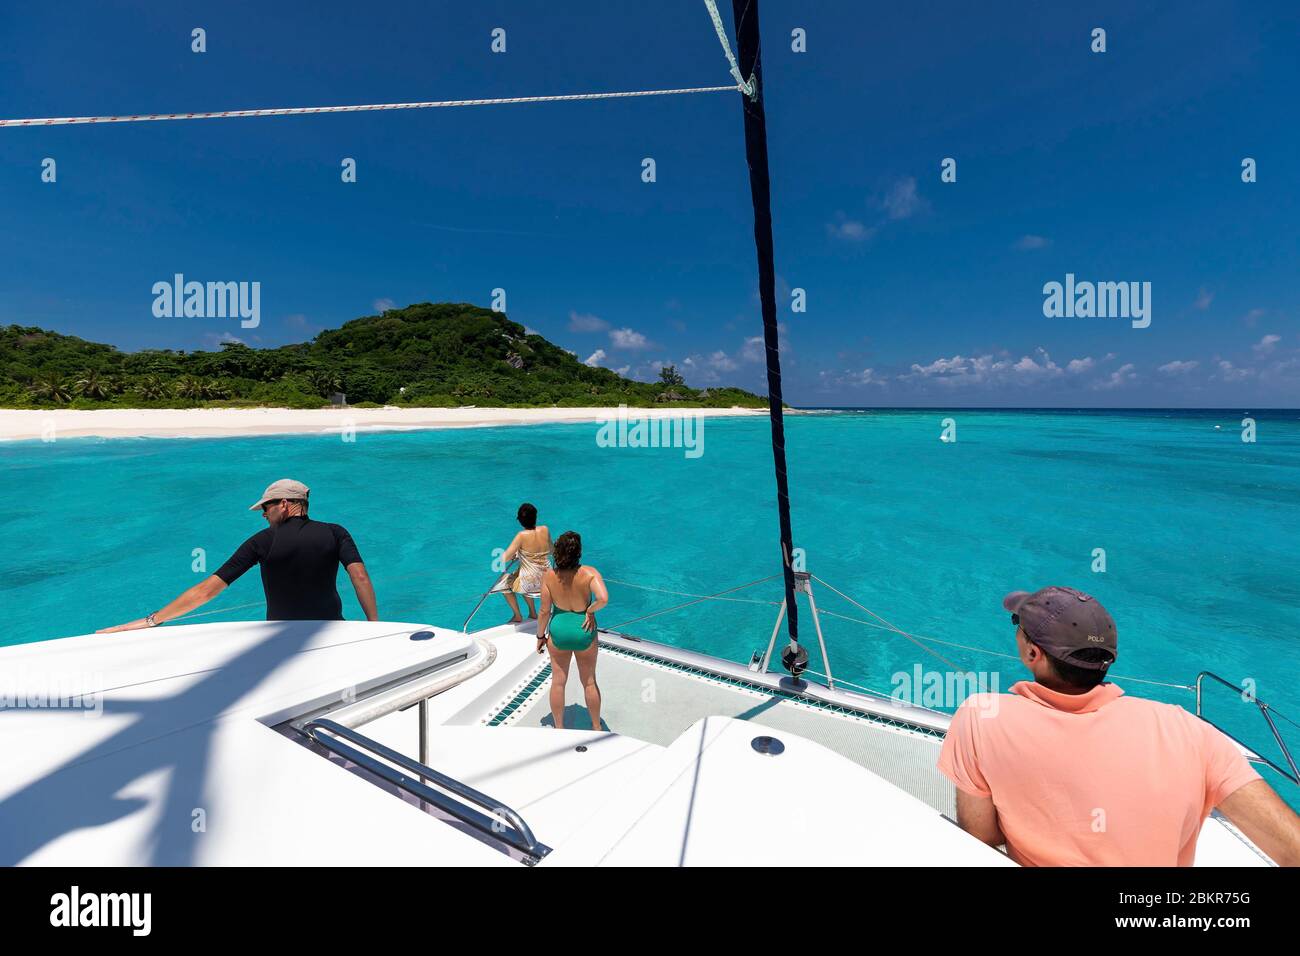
top-left (731, 0), bottom-right (800, 650)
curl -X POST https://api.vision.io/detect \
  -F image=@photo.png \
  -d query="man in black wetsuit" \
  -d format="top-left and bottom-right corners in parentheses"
top-left (98, 478), bottom-right (378, 632)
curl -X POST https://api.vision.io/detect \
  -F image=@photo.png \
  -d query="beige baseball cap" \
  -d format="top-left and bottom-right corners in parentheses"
top-left (249, 478), bottom-right (310, 510)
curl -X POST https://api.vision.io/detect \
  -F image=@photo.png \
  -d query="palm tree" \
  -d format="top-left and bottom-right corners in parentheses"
top-left (28, 374), bottom-right (72, 404)
top-left (174, 376), bottom-right (206, 401)
top-left (74, 370), bottom-right (111, 400)
top-left (308, 369), bottom-right (343, 398)
top-left (135, 375), bottom-right (169, 401)
top-left (203, 378), bottom-right (229, 400)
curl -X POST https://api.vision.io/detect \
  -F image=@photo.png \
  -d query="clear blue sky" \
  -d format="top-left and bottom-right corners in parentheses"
top-left (2, 0), bottom-right (1297, 407)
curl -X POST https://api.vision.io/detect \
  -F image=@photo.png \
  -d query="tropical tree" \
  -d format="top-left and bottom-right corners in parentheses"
top-left (658, 365), bottom-right (686, 388)
top-left (135, 375), bottom-right (169, 401)
top-left (74, 370), bottom-right (112, 400)
top-left (174, 376), bottom-right (207, 401)
top-left (27, 374), bottom-right (72, 404)
top-left (307, 368), bottom-right (343, 398)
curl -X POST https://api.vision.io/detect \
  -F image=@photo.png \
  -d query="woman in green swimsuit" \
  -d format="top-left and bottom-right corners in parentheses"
top-left (536, 531), bottom-right (609, 731)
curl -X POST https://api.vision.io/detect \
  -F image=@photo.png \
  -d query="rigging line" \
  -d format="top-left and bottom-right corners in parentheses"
top-left (166, 561), bottom-right (497, 624)
top-left (811, 576), bottom-right (966, 673)
top-left (702, 0), bottom-right (755, 96)
top-left (603, 577), bottom-right (780, 606)
top-left (800, 668), bottom-right (897, 702)
top-left (817, 606), bottom-right (1197, 692)
top-left (605, 573), bottom-right (781, 630)
top-left (1269, 708), bottom-right (1300, 732)
top-left (0, 84), bottom-right (741, 128)
top-left (169, 600), bottom-right (265, 622)
top-left (818, 608), bottom-right (1020, 659)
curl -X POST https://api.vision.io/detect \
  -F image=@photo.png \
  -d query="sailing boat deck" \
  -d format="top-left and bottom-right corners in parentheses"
top-left (0, 618), bottom-right (1277, 865)
top-left (470, 626), bottom-right (954, 817)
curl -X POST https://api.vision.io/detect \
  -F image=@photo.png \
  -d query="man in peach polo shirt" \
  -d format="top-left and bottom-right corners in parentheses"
top-left (938, 585), bottom-right (1300, 866)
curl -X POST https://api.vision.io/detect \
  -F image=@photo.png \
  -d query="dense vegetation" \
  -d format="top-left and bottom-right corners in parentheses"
top-left (0, 303), bottom-right (764, 409)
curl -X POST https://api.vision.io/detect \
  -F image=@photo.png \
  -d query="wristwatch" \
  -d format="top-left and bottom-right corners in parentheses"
top-left (146, 612), bottom-right (158, 628)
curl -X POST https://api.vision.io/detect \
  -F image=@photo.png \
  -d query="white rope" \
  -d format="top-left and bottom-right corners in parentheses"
top-left (801, 668), bottom-right (896, 702)
top-left (606, 573), bottom-right (780, 630)
top-left (812, 575), bottom-right (965, 672)
top-left (702, 0), bottom-right (755, 97)
top-left (0, 84), bottom-right (739, 128)
top-left (817, 605), bottom-right (1196, 692)
top-left (605, 577), bottom-right (778, 606)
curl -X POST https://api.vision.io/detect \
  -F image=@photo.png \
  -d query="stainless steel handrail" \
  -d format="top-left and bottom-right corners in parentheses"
top-left (1195, 671), bottom-right (1298, 784)
top-left (462, 568), bottom-right (542, 632)
top-left (303, 717), bottom-right (550, 863)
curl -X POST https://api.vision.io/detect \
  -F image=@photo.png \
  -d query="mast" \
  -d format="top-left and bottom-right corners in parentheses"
top-left (731, 0), bottom-right (806, 677)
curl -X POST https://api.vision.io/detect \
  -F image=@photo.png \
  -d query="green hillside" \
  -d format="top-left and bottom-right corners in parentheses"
top-left (0, 302), bottom-right (765, 409)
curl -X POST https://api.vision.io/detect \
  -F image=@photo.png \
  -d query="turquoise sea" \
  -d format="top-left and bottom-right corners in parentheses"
top-left (3, 408), bottom-right (1298, 798)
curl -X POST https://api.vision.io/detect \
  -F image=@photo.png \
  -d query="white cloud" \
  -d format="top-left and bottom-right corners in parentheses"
top-left (1242, 308), bottom-right (1265, 328)
top-left (614, 365), bottom-right (630, 377)
top-left (1253, 334), bottom-right (1281, 357)
top-left (903, 354), bottom-right (1010, 387)
top-left (827, 215), bottom-right (874, 242)
top-left (372, 298), bottom-right (396, 312)
top-left (1091, 363), bottom-right (1138, 391)
top-left (1261, 356), bottom-right (1300, 386)
top-left (681, 350), bottom-right (743, 384)
top-left (882, 177), bottom-right (926, 220)
top-left (708, 350), bottom-right (737, 372)
top-left (568, 310), bottom-right (609, 333)
top-left (1013, 235), bottom-right (1051, 251)
top-left (740, 326), bottom-right (791, 362)
top-left (202, 331), bottom-right (244, 348)
top-left (1217, 360), bottom-right (1255, 382)
top-left (584, 348), bottom-right (607, 367)
top-left (848, 368), bottom-right (885, 387)
top-left (609, 327), bottom-right (650, 350)
top-left (1010, 350), bottom-right (1066, 380)
top-left (902, 349), bottom-right (1100, 389)
top-left (1194, 288), bottom-right (1213, 310)
top-left (1158, 360), bottom-right (1199, 375)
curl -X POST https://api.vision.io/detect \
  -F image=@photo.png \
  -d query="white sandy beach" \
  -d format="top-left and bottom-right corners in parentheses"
top-left (0, 405), bottom-right (767, 441)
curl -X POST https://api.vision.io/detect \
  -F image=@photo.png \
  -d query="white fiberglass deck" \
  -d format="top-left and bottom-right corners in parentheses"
top-left (0, 619), bottom-right (512, 866)
top-left (469, 629), bottom-right (954, 817)
top-left (0, 618), bottom-right (1275, 866)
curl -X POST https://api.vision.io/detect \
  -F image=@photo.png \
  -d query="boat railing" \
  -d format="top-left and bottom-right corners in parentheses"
top-left (1195, 671), bottom-right (1299, 785)
top-left (303, 717), bottom-right (550, 864)
top-left (462, 566), bottom-right (542, 633)
top-left (458, 572), bottom-right (1300, 786)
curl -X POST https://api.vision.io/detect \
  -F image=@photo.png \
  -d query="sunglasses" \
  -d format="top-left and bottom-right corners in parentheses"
top-left (1010, 612), bottom-right (1020, 626)
top-left (261, 499), bottom-right (285, 513)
